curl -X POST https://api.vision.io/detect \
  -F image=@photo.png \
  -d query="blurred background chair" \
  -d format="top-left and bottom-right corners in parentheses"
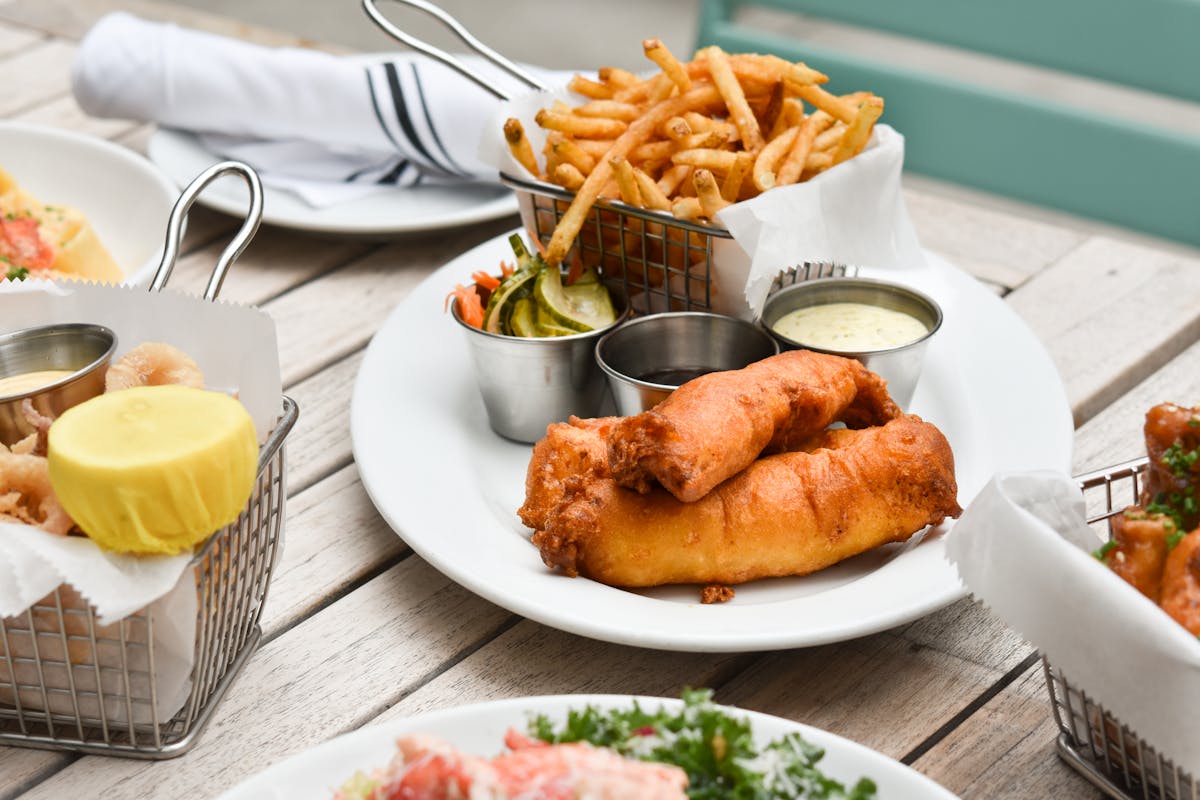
top-left (697, 0), bottom-right (1200, 246)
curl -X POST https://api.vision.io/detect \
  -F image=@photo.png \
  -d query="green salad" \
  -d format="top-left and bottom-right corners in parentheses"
top-left (529, 689), bottom-right (878, 799)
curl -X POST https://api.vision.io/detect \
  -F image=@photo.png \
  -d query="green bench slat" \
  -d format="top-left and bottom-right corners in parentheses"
top-left (699, 17), bottom-right (1200, 246)
top-left (702, 0), bottom-right (1200, 104)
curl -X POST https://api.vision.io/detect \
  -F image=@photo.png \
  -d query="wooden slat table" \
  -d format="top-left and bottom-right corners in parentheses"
top-left (3, 3), bottom-right (1198, 798)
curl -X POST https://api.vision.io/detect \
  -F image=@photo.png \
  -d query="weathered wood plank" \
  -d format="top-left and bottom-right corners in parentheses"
top-left (268, 218), bottom-right (517, 387)
top-left (13, 558), bottom-right (511, 800)
top-left (1072, 337), bottom-right (1200, 474)
top-left (0, 20), bottom-right (42, 56)
top-left (1008, 236), bottom-right (1200, 425)
top-left (712, 599), bottom-right (1029, 761)
top-left (0, 751), bottom-right (71, 800)
top-left (165, 226), bottom-right (376, 307)
top-left (0, 0), bottom-right (335, 49)
top-left (912, 664), bottom-right (1101, 798)
top-left (380, 619), bottom-right (753, 722)
top-left (284, 350), bottom-right (363, 492)
top-left (0, 40), bottom-right (75, 117)
top-left (262, 463), bottom-right (407, 637)
top-left (905, 186), bottom-right (1088, 291)
top-left (11, 94), bottom-right (141, 140)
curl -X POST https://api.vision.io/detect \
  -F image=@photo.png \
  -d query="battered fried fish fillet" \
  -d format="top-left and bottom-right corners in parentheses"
top-left (533, 415), bottom-right (960, 591)
top-left (1161, 528), bottom-right (1200, 635)
top-left (607, 350), bottom-right (900, 502)
top-left (1103, 512), bottom-right (1172, 603)
top-left (518, 416), bottom-right (617, 531)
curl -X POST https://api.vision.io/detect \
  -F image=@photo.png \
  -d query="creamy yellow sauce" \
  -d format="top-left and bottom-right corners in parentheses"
top-left (0, 369), bottom-right (74, 397)
top-left (773, 302), bottom-right (928, 351)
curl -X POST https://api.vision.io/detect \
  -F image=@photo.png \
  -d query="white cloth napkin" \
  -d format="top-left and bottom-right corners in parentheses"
top-left (947, 471), bottom-right (1200, 777)
top-left (71, 13), bottom-right (569, 207)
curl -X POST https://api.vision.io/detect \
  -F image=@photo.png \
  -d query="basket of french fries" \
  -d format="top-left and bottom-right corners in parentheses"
top-left (0, 162), bottom-right (297, 759)
top-left (495, 41), bottom-right (889, 315)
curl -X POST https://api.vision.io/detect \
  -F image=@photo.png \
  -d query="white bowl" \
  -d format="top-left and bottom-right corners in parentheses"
top-left (0, 122), bottom-right (178, 288)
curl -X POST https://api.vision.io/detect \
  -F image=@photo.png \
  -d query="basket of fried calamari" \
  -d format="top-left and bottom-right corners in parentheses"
top-left (947, 403), bottom-right (1200, 797)
top-left (0, 164), bottom-right (295, 758)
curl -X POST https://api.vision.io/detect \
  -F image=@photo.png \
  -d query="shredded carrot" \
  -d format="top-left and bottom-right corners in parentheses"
top-left (566, 249), bottom-right (585, 285)
top-left (526, 227), bottom-right (549, 258)
top-left (500, 260), bottom-right (515, 278)
top-left (472, 270), bottom-right (501, 291)
top-left (446, 284), bottom-right (484, 328)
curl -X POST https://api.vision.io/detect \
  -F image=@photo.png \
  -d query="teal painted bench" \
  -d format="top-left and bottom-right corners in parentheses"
top-left (696, 0), bottom-right (1200, 246)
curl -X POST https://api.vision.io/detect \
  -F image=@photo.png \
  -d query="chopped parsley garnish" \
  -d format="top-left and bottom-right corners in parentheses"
top-left (1190, 419), bottom-right (1200, 429)
top-left (4, 266), bottom-right (29, 281)
top-left (530, 688), bottom-right (877, 799)
top-left (1162, 441), bottom-right (1199, 478)
top-left (1093, 540), bottom-right (1118, 560)
top-left (1167, 529), bottom-right (1186, 549)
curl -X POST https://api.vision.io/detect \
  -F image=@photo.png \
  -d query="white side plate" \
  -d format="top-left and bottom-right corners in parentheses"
top-left (0, 122), bottom-right (177, 288)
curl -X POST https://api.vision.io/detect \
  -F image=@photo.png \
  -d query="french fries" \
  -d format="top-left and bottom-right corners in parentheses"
top-left (507, 42), bottom-right (885, 266)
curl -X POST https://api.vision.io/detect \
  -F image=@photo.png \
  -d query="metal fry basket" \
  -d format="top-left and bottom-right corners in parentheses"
top-left (363, 0), bottom-right (733, 312)
top-left (502, 171), bottom-right (731, 312)
top-left (1046, 458), bottom-right (1197, 799)
top-left (0, 162), bottom-right (297, 759)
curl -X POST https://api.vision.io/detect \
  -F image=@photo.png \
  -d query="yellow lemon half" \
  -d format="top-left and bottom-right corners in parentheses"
top-left (48, 385), bottom-right (259, 555)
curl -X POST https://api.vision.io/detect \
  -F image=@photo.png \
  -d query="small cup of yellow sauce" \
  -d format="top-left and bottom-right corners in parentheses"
top-left (0, 323), bottom-right (117, 446)
top-left (759, 277), bottom-right (942, 409)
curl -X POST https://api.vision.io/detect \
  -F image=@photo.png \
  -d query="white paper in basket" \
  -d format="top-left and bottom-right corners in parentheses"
top-left (947, 471), bottom-right (1200, 776)
top-left (479, 85), bottom-right (926, 318)
top-left (0, 279), bottom-right (283, 722)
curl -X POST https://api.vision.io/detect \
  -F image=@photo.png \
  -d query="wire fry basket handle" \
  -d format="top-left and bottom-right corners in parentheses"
top-left (361, 0), bottom-right (547, 101)
top-left (150, 160), bottom-right (264, 302)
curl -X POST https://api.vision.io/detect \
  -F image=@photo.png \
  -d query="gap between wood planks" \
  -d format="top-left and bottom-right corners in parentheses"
top-left (900, 650), bottom-right (1041, 766)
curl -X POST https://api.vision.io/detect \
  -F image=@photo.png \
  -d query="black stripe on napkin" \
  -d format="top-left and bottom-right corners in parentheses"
top-left (376, 159), bottom-right (413, 185)
top-left (366, 68), bottom-right (404, 154)
top-left (410, 61), bottom-right (467, 176)
top-left (384, 62), bottom-right (462, 178)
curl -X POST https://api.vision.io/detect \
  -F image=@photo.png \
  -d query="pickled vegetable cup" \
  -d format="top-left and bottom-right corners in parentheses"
top-left (595, 312), bottom-right (779, 416)
top-left (451, 293), bottom-right (629, 443)
top-left (759, 277), bottom-right (942, 409)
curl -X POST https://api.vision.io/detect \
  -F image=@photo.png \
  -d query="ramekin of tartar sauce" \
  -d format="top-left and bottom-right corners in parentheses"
top-left (758, 277), bottom-right (942, 408)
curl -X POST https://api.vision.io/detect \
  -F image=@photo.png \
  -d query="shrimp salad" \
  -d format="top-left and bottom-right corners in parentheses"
top-left (333, 690), bottom-right (876, 800)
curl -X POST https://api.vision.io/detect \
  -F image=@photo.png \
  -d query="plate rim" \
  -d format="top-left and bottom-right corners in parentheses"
top-left (351, 230), bottom-right (1073, 652)
top-left (216, 693), bottom-right (959, 800)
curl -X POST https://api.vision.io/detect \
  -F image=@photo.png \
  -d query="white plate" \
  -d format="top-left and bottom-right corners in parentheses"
top-left (217, 695), bottom-right (958, 799)
top-left (0, 122), bottom-right (177, 288)
top-left (149, 128), bottom-right (518, 236)
top-left (351, 231), bottom-right (1073, 651)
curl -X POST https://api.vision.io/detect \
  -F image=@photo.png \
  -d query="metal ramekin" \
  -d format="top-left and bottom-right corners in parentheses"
top-left (451, 294), bottom-right (629, 444)
top-left (595, 312), bottom-right (779, 416)
top-left (0, 323), bottom-right (117, 447)
top-left (759, 277), bottom-right (942, 409)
